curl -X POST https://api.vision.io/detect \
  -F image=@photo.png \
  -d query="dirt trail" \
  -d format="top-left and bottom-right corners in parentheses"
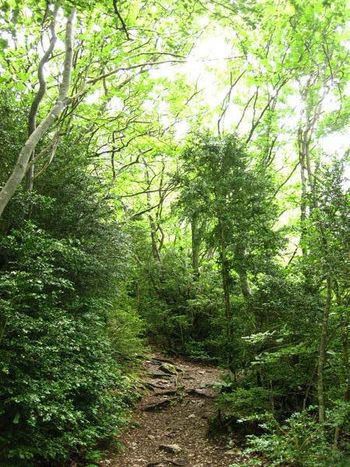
top-left (105, 354), bottom-right (242, 467)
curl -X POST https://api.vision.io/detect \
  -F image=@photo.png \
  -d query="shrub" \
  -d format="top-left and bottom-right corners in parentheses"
top-left (0, 223), bottom-right (131, 465)
top-left (232, 411), bottom-right (349, 467)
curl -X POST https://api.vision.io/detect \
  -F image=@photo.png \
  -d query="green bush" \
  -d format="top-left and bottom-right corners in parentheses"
top-left (232, 411), bottom-right (349, 467)
top-left (108, 292), bottom-right (146, 363)
top-left (217, 387), bottom-right (273, 421)
top-left (0, 223), bottom-right (131, 465)
top-left (0, 118), bottom-right (142, 465)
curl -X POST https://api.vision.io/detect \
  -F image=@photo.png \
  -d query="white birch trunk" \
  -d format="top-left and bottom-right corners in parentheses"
top-left (0, 9), bottom-right (75, 217)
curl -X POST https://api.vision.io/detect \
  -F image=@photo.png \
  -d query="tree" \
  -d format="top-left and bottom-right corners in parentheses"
top-left (179, 135), bottom-right (280, 347)
top-left (303, 161), bottom-right (350, 425)
top-left (0, 7), bottom-right (75, 217)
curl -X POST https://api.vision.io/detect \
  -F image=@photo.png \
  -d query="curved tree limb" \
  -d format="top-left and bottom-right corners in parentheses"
top-left (28, 5), bottom-right (59, 136)
top-left (217, 69), bottom-right (246, 137)
top-left (0, 8), bottom-right (75, 218)
top-left (27, 4), bottom-right (59, 190)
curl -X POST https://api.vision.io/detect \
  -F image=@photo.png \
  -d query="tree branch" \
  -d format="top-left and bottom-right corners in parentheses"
top-left (113, 0), bottom-right (130, 40)
top-left (0, 8), bottom-right (76, 217)
top-left (26, 5), bottom-right (59, 190)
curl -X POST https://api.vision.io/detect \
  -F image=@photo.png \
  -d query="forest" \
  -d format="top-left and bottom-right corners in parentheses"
top-left (0, 0), bottom-right (349, 466)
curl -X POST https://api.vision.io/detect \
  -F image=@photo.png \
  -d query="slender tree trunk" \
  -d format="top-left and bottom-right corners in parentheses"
top-left (26, 6), bottom-right (59, 191)
top-left (221, 254), bottom-right (231, 323)
top-left (334, 289), bottom-right (350, 447)
top-left (144, 165), bottom-right (161, 262)
top-left (0, 9), bottom-right (75, 218)
top-left (234, 243), bottom-right (252, 300)
top-left (334, 328), bottom-right (350, 447)
top-left (149, 213), bottom-right (161, 262)
top-left (298, 127), bottom-right (308, 257)
top-left (238, 269), bottom-right (252, 300)
top-left (191, 212), bottom-right (201, 276)
top-left (317, 275), bottom-right (332, 424)
top-left (218, 220), bottom-right (232, 332)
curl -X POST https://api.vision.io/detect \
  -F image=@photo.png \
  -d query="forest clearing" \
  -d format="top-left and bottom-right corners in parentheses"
top-left (0, 1), bottom-right (349, 466)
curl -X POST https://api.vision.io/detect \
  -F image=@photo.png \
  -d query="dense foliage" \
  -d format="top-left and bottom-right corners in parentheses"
top-left (0, 0), bottom-right (350, 465)
top-left (0, 99), bottom-right (140, 465)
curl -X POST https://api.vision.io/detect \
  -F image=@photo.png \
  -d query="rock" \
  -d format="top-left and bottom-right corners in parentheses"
top-left (154, 389), bottom-right (178, 397)
top-left (170, 459), bottom-right (187, 466)
top-left (225, 448), bottom-right (242, 455)
top-left (188, 388), bottom-right (215, 398)
top-left (147, 460), bottom-right (186, 467)
top-left (146, 380), bottom-right (171, 390)
top-left (159, 362), bottom-right (178, 375)
top-left (188, 413), bottom-right (196, 419)
top-left (159, 443), bottom-right (182, 454)
top-left (143, 397), bottom-right (176, 411)
top-left (150, 370), bottom-right (172, 378)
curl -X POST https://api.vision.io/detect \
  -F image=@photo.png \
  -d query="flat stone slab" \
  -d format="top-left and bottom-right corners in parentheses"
top-left (149, 371), bottom-right (172, 378)
top-left (159, 443), bottom-right (182, 454)
top-left (159, 362), bottom-right (179, 375)
top-left (142, 397), bottom-right (177, 411)
top-left (187, 388), bottom-right (216, 398)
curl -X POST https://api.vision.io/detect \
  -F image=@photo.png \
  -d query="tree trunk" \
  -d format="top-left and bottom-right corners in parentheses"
top-left (148, 213), bottom-right (161, 262)
top-left (144, 165), bottom-right (161, 262)
top-left (238, 269), bottom-right (252, 300)
top-left (221, 253), bottom-right (231, 324)
top-left (218, 220), bottom-right (232, 333)
top-left (334, 289), bottom-right (350, 447)
top-left (191, 212), bottom-right (201, 276)
top-left (234, 243), bottom-right (252, 300)
top-left (298, 127), bottom-right (308, 257)
top-left (317, 275), bottom-right (332, 424)
top-left (0, 9), bottom-right (75, 218)
top-left (26, 6), bottom-right (59, 191)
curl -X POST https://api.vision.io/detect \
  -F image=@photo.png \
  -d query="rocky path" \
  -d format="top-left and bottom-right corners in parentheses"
top-left (104, 354), bottom-right (242, 467)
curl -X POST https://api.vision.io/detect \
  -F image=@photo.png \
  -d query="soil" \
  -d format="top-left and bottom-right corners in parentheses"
top-left (102, 353), bottom-right (246, 467)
